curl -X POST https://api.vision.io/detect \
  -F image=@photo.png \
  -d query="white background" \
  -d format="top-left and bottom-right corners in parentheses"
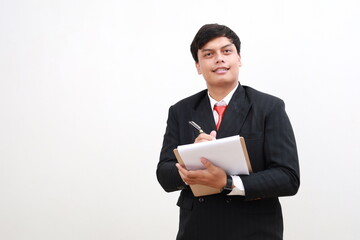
top-left (1, 0), bottom-right (359, 239)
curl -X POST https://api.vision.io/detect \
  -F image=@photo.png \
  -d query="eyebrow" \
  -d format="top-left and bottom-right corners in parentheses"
top-left (200, 43), bottom-right (234, 52)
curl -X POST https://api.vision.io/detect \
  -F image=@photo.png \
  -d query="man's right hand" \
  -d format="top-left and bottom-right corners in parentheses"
top-left (194, 130), bottom-right (217, 143)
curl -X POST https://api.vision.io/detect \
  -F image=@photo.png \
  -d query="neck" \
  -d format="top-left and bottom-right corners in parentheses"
top-left (207, 82), bottom-right (238, 101)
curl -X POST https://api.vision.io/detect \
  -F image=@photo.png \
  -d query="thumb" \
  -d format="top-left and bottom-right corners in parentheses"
top-left (210, 130), bottom-right (217, 139)
top-left (200, 157), bottom-right (213, 169)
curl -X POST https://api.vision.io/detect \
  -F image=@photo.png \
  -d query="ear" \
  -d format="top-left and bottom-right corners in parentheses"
top-left (238, 53), bottom-right (242, 67)
top-left (195, 62), bottom-right (202, 75)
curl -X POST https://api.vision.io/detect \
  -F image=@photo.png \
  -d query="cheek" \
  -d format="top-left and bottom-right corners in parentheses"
top-left (196, 62), bottom-right (204, 74)
top-left (230, 65), bottom-right (240, 75)
top-left (197, 63), bottom-right (210, 75)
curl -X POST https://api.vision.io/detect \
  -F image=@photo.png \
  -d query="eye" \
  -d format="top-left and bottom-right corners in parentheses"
top-left (204, 52), bottom-right (212, 57)
top-left (224, 49), bottom-right (232, 54)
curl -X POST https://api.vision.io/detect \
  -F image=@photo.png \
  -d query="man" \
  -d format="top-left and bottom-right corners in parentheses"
top-left (156, 24), bottom-right (300, 240)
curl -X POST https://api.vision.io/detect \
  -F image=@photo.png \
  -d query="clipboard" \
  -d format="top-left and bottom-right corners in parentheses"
top-left (173, 136), bottom-right (252, 197)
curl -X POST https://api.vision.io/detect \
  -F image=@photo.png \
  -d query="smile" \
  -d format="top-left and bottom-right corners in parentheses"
top-left (212, 67), bottom-right (230, 73)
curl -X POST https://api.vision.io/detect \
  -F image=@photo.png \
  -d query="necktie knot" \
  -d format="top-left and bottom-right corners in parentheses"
top-left (214, 104), bottom-right (227, 130)
top-left (214, 105), bottom-right (227, 116)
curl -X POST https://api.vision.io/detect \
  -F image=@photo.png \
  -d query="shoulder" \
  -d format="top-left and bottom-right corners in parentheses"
top-left (240, 85), bottom-right (286, 115)
top-left (171, 89), bottom-right (208, 110)
top-left (243, 85), bottom-right (284, 108)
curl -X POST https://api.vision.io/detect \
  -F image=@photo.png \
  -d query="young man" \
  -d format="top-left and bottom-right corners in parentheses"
top-left (156, 24), bottom-right (300, 240)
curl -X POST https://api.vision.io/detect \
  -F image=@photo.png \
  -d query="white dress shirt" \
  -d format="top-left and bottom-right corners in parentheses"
top-left (207, 84), bottom-right (245, 196)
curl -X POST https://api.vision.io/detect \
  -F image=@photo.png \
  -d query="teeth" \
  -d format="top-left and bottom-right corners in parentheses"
top-left (214, 68), bottom-right (228, 72)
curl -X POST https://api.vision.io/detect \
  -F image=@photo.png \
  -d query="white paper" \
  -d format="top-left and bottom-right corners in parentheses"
top-left (177, 135), bottom-right (249, 175)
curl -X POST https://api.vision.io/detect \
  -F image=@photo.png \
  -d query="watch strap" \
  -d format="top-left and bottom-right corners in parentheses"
top-left (222, 174), bottom-right (233, 194)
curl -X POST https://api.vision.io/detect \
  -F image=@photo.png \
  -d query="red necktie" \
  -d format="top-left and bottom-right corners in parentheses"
top-left (214, 105), bottom-right (227, 130)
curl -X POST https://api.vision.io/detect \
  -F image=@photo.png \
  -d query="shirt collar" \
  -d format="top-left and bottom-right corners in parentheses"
top-left (208, 82), bottom-right (239, 109)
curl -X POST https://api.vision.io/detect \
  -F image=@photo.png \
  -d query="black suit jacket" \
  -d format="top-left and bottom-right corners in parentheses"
top-left (157, 84), bottom-right (300, 240)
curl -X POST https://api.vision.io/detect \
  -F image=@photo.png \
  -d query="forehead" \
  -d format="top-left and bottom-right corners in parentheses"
top-left (200, 37), bottom-right (234, 51)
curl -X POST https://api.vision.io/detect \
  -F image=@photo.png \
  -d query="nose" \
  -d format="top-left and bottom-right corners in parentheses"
top-left (215, 53), bottom-right (225, 64)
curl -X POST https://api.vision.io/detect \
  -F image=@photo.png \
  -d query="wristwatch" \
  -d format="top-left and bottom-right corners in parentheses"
top-left (222, 174), bottom-right (233, 194)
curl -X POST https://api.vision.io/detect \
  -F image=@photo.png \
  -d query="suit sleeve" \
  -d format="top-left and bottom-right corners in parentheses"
top-left (156, 106), bottom-right (189, 192)
top-left (240, 99), bottom-right (300, 200)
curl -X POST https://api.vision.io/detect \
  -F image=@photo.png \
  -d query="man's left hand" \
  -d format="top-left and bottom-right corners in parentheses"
top-left (176, 157), bottom-right (227, 189)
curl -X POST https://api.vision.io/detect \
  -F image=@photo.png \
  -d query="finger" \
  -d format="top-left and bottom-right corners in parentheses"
top-left (178, 170), bottom-right (187, 181)
top-left (176, 164), bottom-right (192, 184)
top-left (195, 133), bottom-right (215, 143)
top-left (179, 170), bottom-right (198, 185)
top-left (177, 164), bottom-right (198, 181)
top-left (195, 133), bottom-right (210, 141)
top-left (210, 130), bottom-right (217, 139)
top-left (178, 170), bottom-right (193, 185)
top-left (195, 139), bottom-right (211, 143)
top-left (176, 163), bottom-right (188, 175)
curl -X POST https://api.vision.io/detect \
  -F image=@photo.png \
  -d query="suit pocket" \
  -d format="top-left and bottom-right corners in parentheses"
top-left (244, 198), bottom-right (281, 214)
top-left (177, 193), bottom-right (193, 211)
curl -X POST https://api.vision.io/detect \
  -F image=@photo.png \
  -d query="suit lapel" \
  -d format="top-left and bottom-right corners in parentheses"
top-left (191, 94), bottom-right (216, 135)
top-left (217, 85), bottom-right (252, 138)
top-left (189, 85), bottom-right (251, 139)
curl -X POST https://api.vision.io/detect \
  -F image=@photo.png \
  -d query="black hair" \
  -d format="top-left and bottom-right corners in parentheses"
top-left (190, 24), bottom-right (241, 62)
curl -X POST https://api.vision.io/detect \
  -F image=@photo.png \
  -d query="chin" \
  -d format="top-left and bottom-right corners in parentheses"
top-left (214, 79), bottom-right (237, 86)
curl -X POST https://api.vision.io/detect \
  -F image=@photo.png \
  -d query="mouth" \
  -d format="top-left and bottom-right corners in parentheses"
top-left (212, 67), bottom-right (230, 73)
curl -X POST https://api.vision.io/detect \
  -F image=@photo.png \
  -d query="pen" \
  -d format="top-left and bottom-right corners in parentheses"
top-left (188, 121), bottom-right (204, 134)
